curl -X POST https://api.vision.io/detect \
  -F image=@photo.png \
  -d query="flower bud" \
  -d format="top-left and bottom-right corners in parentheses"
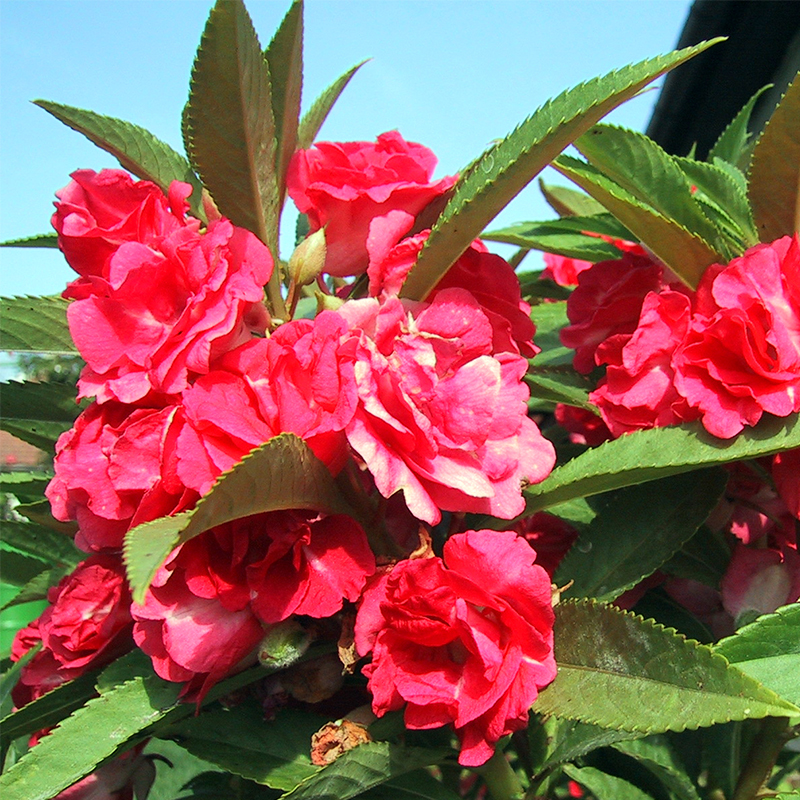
top-left (288, 228), bottom-right (327, 288)
top-left (257, 619), bottom-right (312, 671)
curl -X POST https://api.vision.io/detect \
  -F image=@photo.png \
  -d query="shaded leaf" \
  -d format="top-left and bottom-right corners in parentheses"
top-left (0, 646), bottom-right (38, 710)
top-left (359, 770), bottom-right (463, 800)
top-left (529, 301), bottom-right (573, 367)
top-left (520, 414), bottom-right (800, 516)
top-left (553, 153), bottom-right (721, 289)
top-left (0, 296), bottom-right (75, 354)
top-left (708, 84), bottom-right (772, 167)
top-left (525, 366), bottom-right (595, 411)
top-left (186, 0), bottom-right (279, 255)
top-left (400, 39), bottom-right (722, 300)
top-left (0, 419), bottom-right (71, 454)
top-left (0, 567), bottom-right (69, 611)
top-left (0, 549), bottom-right (49, 587)
top-left (14, 501), bottom-right (77, 537)
top-left (0, 381), bottom-right (83, 423)
top-left (0, 518), bottom-right (81, 569)
top-left (748, 72), bottom-right (800, 240)
top-left (715, 603), bottom-right (800, 707)
top-left (554, 469), bottom-right (727, 602)
top-left (0, 473), bottom-right (51, 499)
top-left (297, 61), bottom-right (368, 150)
top-left (661, 525), bottom-right (731, 589)
top-left (34, 101), bottom-right (205, 221)
top-left (538, 179), bottom-right (607, 217)
top-left (563, 765), bottom-right (654, 800)
top-left (280, 742), bottom-right (452, 800)
top-left (265, 0), bottom-right (303, 203)
top-left (0, 234), bottom-right (58, 249)
top-left (124, 434), bottom-right (353, 604)
top-left (533, 600), bottom-right (799, 733)
top-left (612, 736), bottom-right (701, 800)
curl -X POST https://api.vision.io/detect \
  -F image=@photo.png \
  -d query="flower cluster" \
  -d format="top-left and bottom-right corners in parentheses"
top-left (14, 133), bottom-right (557, 768)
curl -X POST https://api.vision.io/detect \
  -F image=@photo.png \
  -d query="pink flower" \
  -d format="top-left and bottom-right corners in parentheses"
top-left (773, 448), bottom-right (800, 520)
top-left (590, 289), bottom-right (699, 436)
top-left (355, 530), bottom-right (556, 766)
top-left (46, 401), bottom-right (196, 552)
top-left (287, 131), bottom-right (456, 277)
top-left (673, 235), bottom-right (800, 438)
top-left (52, 169), bottom-right (195, 279)
top-left (554, 404), bottom-right (611, 446)
top-left (12, 555), bottom-right (133, 708)
top-left (511, 511), bottom-right (579, 577)
top-left (339, 290), bottom-right (556, 524)
top-left (560, 251), bottom-right (663, 374)
top-left (542, 237), bottom-right (646, 287)
top-left (132, 511), bottom-right (374, 696)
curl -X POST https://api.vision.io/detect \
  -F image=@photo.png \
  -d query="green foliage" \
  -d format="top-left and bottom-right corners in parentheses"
top-left (124, 433), bottom-right (353, 603)
top-left (538, 179), bottom-right (607, 217)
top-left (562, 765), bottom-right (654, 800)
top-left (661, 525), bottom-right (731, 589)
top-left (534, 600), bottom-right (800, 733)
top-left (525, 365), bottom-right (595, 411)
top-left (715, 603), bottom-right (800, 707)
top-left (708, 84), bottom-right (772, 168)
top-left (0, 235), bottom-right (58, 249)
top-left (554, 468), bottom-right (727, 602)
top-left (612, 736), bottom-right (701, 800)
top-left (748, 71), bottom-right (800, 240)
top-left (0, 297), bottom-right (74, 355)
top-left (0, 518), bottom-right (81, 571)
top-left (528, 301), bottom-right (573, 367)
top-left (33, 101), bottom-right (206, 221)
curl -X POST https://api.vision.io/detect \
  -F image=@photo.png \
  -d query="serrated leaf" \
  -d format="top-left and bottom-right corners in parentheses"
top-left (612, 736), bottom-right (701, 800)
top-left (708, 84), bottom-right (772, 167)
top-left (296, 61), bottom-right (368, 150)
top-left (661, 525), bottom-right (731, 589)
top-left (0, 296), bottom-right (75, 354)
top-left (0, 381), bottom-right (83, 423)
top-left (715, 603), bottom-right (800, 707)
top-left (0, 234), bottom-right (58, 249)
top-left (563, 765), bottom-right (654, 800)
top-left (0, 646), bottom-right (38, 709)
top-left (554, 469), bottom-right (727, 602)
top-left (186, 0), bottom-right (279, 257)
top-left (124, 433), bottom-right (353, 604)
top-left (0, 567), bottom-right (68, 611)
top-left (14, 501), bottom-right (77, 537)
top-left (265, 0), bottom-right (303, 205)
top-left (553, 154), bottom-right (721, 289)
top-left (0, 549), bottom-right (49, 587)
top-left (749, 72), bottom-right (800, 240)
top-left (525, 366), bottom-right (595, 411)
top-left (482, 213), bottom-right (633, 261)
top-left (0, 472), bottom-right (51, 497)
top-left (279, 742), bottom-right (452, 800)
top-left (0, 519), bottom-right (81, 569)
top-left (0, 669), bottom-right (99, 753)
top-left (539, 179), bottom-right (607, 217)
top-left (520, 414), bottom-right (800, 516)
top-left (530, 301), bottom-right (573, 367)
top-left (0, 419), bottom-right (70, 454)
top-left (33, 100), bottom-right (205, 222)
top-left (533, 600), bottom-right (799, 733)
top-left (359, 770), bottom-right (463, 800)
top-left (162, 706), bottom-right (320, 790)
top-left (400, 39), bottom-right (723, 301)
top-left (632, 590), bottom-right (714, 645)
top-left (0, 661), bottom-right (182, 800)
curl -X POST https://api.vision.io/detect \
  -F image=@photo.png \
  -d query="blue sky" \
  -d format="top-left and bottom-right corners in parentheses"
top-left (1, 0), bottom-right (695, 298)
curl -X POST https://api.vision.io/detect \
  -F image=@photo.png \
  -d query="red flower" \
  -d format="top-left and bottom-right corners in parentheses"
top-left (287, 131), bottom-right (456, 277)
top-left (673, 235), bottom-right (800, 438)
top-left (773, 448), bottom-right (800, 520)
top-left (355, 530), bottom-right (556, 766)
top-left (339, 290), bottom-right (555, 524)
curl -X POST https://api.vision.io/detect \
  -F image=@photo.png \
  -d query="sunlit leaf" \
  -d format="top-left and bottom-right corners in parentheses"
top-left (0, 296), bottom-right (75, 354)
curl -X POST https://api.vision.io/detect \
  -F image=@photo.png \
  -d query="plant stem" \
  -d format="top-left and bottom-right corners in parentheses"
top-left (731, 716), bottom-right (791, 800)
top-left (480, 750), bottom-right (524, 800)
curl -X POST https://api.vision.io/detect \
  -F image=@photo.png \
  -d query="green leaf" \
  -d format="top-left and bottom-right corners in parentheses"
top-left (612, 736), bottom-right (701, 800)
top-left (297, 61), bottom-right (368, 150)
top-left (358, 770), bottom-right (463, 800)
top-left (0, 646), bottom-right (38, 709)
top-left (0, 549), bottom-right (49, 587)
top-left (529, 301), bottom-right (573, 367)
top-left (0, 234), bottom-right (59, 249)
top-left (0, 660), bottom-right (182, 800)
top-left (554, 469), bottom-right (727, 602)
top-left (124, 433), bottom-right (353, 604)
top-left (265, 0), bottom-right (303, 204)
top-left (0, 669), bottom-right (99, 753)
top-left (162, 706), bottom-right (320, 790)
top-left (279, 742), bottom-right (452, 800)
top-left (0, 472), bottom-right (51, 498)
top-left (521, 414), bottom-right (800, 516)
top-left (0, 419), bottom-right (71, 454)
top-left (400, 38), bottom-right (723, 301)
top-left (661, 525), bottom-right (731, 589)
top-left (0, 296), bottom-right (75, 354)
top-left (538, 179), bottom-right (607, 217)
top-left (33, 100), bottom-right (206, 222)
top-left (13, 501), bottom-right (77, 537)
top-left (186, 0), bottom-right (279, 256)
top-left (708, 84), bottom-right (772, 168)
top-left (553, 154), bottom-right (721, 289)
top-left (0, 381), bottom-right (83, 424)
top-left (482, 213), bottom-right (633, 261)
top-left (0, 567), bottom-right (68, 612)
top-left (748, 71), bottom-right (800, 240)
top-left (562, 765), bottom-right (654, 800)
top-left (525, 366), bottom-right (595, 411)
top-left (0, 518), bottom-right (81, 570)
top-left (533, 600), bottom-right (800, 733)
top-left (715, 603), bottom-right (800, 707)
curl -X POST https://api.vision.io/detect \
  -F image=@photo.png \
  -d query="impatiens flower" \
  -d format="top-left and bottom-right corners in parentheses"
top-left (590, 289), bottom-right (699, 436)
top-left (46, 400), bottom-right (197, 552)
top-left (772, 448), bottom-right (800, 520)
top-left (560, 251), bottom-right (663, 374)
top-left (355, 529), bottom-right (556, 766)
top-left (12, 555), bottom-right (133, 709)
top-left (132, 511), bottom-right (374, 696)
top-left (553, 403), bottom-right (612, 446)
top-left (339, 289), bottom-right (556, 524)
top-left (54, 169), bottom-right (273, 404)
top-left (673, 235), bottom-right (800, 438)
top-left (287, 131), bottom-right (456, 277)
